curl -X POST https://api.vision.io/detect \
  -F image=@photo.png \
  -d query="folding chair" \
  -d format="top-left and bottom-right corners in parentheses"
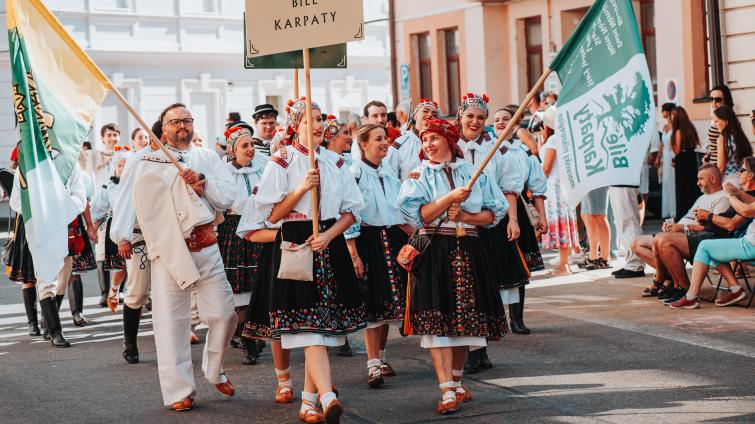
top-left (708, 261), bottom-right (755, 308)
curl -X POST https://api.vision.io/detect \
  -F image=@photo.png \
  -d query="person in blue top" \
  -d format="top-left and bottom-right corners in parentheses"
top-left (398, 118), bottom-right (508, 416)
top-left (345, 123), bottom-right (414, 389)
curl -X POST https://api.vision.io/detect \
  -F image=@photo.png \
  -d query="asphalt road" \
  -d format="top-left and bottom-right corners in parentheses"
top-left (0, 253), bottom-right (753, 424)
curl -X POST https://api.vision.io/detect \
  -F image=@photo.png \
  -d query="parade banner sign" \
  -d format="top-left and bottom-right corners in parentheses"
top-left (245, 0), bottom-right (364, 57)
top-left (7, 0), bottom-right (110, 282)
top-left (549, 0), bottom-right (655, 208)
top-left (243, 14), bottom-right (347, 69)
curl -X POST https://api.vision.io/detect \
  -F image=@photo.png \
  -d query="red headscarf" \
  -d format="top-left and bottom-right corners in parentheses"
top-left (418, 118), bottom-right (463, 160)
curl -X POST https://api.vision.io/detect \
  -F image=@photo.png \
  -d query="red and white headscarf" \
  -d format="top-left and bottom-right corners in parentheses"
top-left (418, 118), bottom-right (464, 160)
top-left (284, 97), bottom-right (321, 142)
top-left (412, 98), bottom-right (440, 119)
top-left (323, 115), bottom-right (347, 143)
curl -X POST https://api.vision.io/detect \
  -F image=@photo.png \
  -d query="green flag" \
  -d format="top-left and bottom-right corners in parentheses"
top-left (8, 0), bottom-right (110, 281)
top-left (550, 0), bottom-right (655, 208)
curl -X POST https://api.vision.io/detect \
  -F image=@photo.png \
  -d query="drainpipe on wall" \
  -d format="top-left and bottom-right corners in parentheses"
top-left (388, 0), bottom-right (399, 108)
top-left (705, 0), bottom-right (724, 86)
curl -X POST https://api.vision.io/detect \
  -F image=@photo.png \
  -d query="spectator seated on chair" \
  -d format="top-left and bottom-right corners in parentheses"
top-left (669, 161), bottom-right (755, 309)
top-left (630, 164), bottom-right (730, 303)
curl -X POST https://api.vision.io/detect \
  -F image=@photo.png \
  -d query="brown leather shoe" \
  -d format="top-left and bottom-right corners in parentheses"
top-left (437, 399), bottom-right (458, 415)
top-left (380, 361), bottom-right (396, 377)
top-left (275, 385), bottom-right (294, 404)
top-left (170, 397), bottom-right (195, 412)
top-left (323, 399), bottom-right (343, 424)
top-left (215, 374), bottom-right (235, 397)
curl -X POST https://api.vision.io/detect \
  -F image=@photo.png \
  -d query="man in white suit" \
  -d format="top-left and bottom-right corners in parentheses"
top-left (132, 103), bottom-right (237, 411)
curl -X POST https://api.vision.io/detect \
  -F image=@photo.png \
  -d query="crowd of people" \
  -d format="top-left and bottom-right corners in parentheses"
top-left (4, 85), bottom-right (753, 422)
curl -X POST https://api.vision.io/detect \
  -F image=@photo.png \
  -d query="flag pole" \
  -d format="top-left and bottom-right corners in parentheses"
top-left (465, 68), bottom-right (552, 189)
top-left (293, 68), bottom-right (300, 98)
top-left (302, 49), bottom-right (320, 238)
top-left (109, 89), bottom-right (183, 171)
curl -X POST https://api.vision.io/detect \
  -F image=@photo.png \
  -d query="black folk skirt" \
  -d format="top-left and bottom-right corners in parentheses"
top-left (479, 215), bottom-right (530, 290)
top-left (71, 216), bottom-right (96, 273)
top-left (218, 214), bottom-right (262, 295)
top-left (242, 241), bottom-right (276, 340)
top-left (268, 219), bottom-right (366, 337)
top-left (353, 225), bottom-right (408, 323)
top-left (406, 232), bottom-right (508, 338)
top-left (104, 217), bottom-right (126, 271)
top-left (517, 196), bottom-right (545, 272)
top-left (9, 216), bottom-right (36, 283)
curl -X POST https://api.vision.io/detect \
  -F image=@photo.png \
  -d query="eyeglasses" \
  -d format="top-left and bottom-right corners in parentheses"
top-left (164, 118), bottom-right (194, 127)
top-left (740, 167), bottom-right (751, 174)
top-left (711, 97), bottom-right (724, 104)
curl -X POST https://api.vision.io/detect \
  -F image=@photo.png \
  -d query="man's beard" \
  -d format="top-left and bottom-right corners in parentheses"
top-left (168, 130), bottom-right (194, 148)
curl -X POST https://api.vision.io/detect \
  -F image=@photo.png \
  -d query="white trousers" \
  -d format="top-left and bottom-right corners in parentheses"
top-left (124, 241), bottom-right (151, 309)
top-left (37, 257), bottom-right (73, 300)
top-left (608, 187), bottom-right (644, 271)
top-left (151, 244), bottom-right (236, 406)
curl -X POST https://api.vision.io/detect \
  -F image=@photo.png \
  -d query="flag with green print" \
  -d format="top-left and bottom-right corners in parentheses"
top-left (8, 0), bottom-right (110, 281)
top-left (549, 0), bottom-right (655, 208)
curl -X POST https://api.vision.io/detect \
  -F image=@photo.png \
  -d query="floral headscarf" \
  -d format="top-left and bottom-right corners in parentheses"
top-left (323, 115), bottom-right (347, 143)
top-left (418, 118), bottom-right (463, 160)
top-left (224, 121), bottom-right (254, 160)
top-left (455, 92), bottom-right (490, 124)
top-left (284, 97), bottom-right (321, 142)
top-left (410, 98), bottom-right (440, 130)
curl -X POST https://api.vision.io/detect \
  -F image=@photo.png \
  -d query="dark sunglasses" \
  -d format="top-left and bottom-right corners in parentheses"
top-left (712, 96), bottom-right (724, 103)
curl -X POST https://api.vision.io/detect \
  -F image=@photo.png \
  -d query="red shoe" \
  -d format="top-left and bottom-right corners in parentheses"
top-left (275, 385), bottom-right (294, 404)
top-left (437, 399), bottom-right (459, 415)
top-left (669, 296), bottom-right (700, 309)
top-left (455, 385), bottom-right (472, 403)
top-left (716, 290), bottom-right (747, 307)
top-left (323, 399), bottom-right (343, 424)
top-left (215, 373), bottom-right (235, 397)
top-left (170, 397), bottom-right (195, 412)
top-left (299, 401), bottom-right (324, 423)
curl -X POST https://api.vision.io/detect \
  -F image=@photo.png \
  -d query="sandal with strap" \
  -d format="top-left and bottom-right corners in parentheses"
top-left (437, 387), bottom-right (459, 415)
top-left (107, 286), bottom-right (120, 314)
top-left (642, 281), bottom-right (664, 298)
top-left (298, 400), bottom-right (324, 424)
top-left (455, 385), bottom-right (472, 403)
top-left (275, 385), bottom-right (294, 404)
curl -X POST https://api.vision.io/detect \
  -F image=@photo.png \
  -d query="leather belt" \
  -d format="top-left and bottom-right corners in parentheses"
top-left (186, 223), bottom-right (217, 252)
top-left (418, 227), bottom-right (478, 237)
top-left (283, 212), bottom-right (310, 221)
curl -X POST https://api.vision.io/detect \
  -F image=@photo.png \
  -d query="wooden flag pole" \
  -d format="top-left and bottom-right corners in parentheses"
top-left (293, 68), bottom-right (300, 98)
top-left (110, 88), bottom-right (183, 171)
top-left (465, 68), bottom-right (552, 189)
top-left (302, 49), bottom-right (320, 238)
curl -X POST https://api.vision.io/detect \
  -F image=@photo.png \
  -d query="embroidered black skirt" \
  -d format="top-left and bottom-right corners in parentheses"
top-left (479, 216), bottom-right (530, 290)
top-left (517, 196), bottom-right (545, 272)
top-left (104, 217), bottom-right (126, 271)
top-left (406, 232), bottom-right (508, 338)
top-left (242, 241), bottom-right (276, 340)
top-left (269, 219), bottom-right (367, 337)
top-left (353, 225), bottom-right (408, 323)
top-left (71, 216), bottom-right (96, 273)
top-left (218, 214), bottom-right (262, 295)
top-left (9, 216), bottom-right (36, 283)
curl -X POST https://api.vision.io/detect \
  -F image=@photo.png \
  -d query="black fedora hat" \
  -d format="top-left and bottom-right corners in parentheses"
top-left (253, 104), bottom-right (279, 120)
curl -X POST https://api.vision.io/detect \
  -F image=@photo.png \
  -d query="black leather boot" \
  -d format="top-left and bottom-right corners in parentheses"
top-left (517, 286), bottom-right (531, 334)
top-left (55, 294), bottom-right (65, 311)
top-left (122, 305), bottom-right (141, 364)
top-left (68, 275), bottom-right (88, 326)
top-left (40, 297), bottom-right (70, 347)
top-left (241, 337), bottom-right (258, 365)
top-left (478, 347), bottom-right (493, 370)
top-left (96, 261), bottom-right (109, 307)
top-left (509, 302), bottom-right (528, 334)
top-left (464, 348), bottom-right (481, 374)
top-left (22, 287), bottom-right (41, 336)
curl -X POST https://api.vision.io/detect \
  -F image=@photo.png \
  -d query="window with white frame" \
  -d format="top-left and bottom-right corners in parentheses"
top-left (182, 0), bottom-right (217, 15)
top-left (92, 0), bottom-right (130, 11)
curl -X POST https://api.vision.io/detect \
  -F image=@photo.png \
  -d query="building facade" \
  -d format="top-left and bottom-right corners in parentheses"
top-left (392, 0), bottom-right (755, 143)
top-left (0, 0), bottom-right (392, 158)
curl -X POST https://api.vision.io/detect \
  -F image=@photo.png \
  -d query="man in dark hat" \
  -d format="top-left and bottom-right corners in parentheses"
top-left (251, 104), bottom-right (278, 157)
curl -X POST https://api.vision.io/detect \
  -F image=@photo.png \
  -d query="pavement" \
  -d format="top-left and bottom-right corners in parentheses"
top-left (0, 249), bottom-right (753, 423)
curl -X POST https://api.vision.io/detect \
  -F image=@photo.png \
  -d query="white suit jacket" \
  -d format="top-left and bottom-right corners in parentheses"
top-left (133, 157), bottom-right (214, 289)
